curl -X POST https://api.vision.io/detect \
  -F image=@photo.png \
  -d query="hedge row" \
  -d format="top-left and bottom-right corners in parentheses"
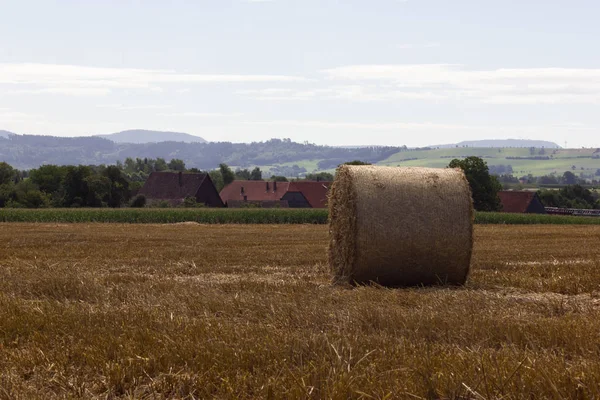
top-left (1, 208), bottom-right (599, 225)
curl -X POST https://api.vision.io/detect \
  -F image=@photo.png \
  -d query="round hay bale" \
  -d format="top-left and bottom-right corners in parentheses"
top-left (328, 165), bottom-right (473, 287)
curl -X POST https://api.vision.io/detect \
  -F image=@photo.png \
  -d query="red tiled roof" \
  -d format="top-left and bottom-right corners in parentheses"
top-left (498, 191), bottom-right (537, 213)
top-left (220, 181), bottom-right (291, 203)
top-left (139, 172), bottom-right (207, 200)
top-left (220, 180), bottom-right (332, 208)
top-left (287, 181), bottom-right (331, 208)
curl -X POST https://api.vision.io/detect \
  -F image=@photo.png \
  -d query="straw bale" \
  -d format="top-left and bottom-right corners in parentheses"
top-left (328, 165), bottom-right (473, 286)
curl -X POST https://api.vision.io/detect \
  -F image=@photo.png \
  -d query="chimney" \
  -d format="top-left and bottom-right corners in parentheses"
top-left (273, 181), bottom-right (277, 192)
top-left (241, 186), bottom-right (245, 196)
top-left (266, 182), bottom-right (270, 192)
top-left (178, 171), bottom-right (183, 187)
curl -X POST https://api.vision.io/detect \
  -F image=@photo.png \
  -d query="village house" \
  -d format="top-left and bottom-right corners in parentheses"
top-left (498, 191), bottom-right (546, 214)
top-left (139, 172), bottom-right (224, 207)
top-left (220, 180), bottom-right (331, 208)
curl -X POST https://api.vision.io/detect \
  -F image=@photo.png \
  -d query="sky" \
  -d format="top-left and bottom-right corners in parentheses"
top-left (1, 0), bottom-right (599, 147)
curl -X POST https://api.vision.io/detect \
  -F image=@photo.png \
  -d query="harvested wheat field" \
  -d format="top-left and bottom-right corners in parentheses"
top-left (1, 224), bottom-right (600, 399)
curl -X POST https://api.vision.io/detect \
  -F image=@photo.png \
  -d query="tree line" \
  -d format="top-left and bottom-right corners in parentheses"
top-left (1, 156), bottom-right (597, 210)
top-left (0, 158), bottom-right (356, 208)
top-left (0, 162), bottom-right (131, 208)
top-left (448, 157), bottom-right (600, 211)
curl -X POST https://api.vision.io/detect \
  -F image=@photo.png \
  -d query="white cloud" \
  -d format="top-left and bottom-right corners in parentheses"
top-left (0, 63), bottom-right (307, 97)
top-left (396, 42), bottom-right (441, 49)
top-left (0, 109), bottom-right (43, 123)
top-left (321, 64), bottom-right (600, 104)
top-left (158, 112), bottom-right (245, 118)
top-left (97, 104), bottom-right (174, 110)
top-left (237, 88), bottom-right (326, 101)
top-left (243, 119), bottom-right (467, 130)
top-left (6, 87), bottom-right (111, 96)
top-left (239, 84), bottom-right (449, 102)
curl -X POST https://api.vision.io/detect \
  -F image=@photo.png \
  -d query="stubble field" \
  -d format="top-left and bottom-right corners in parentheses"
top-left (1, 223), bottom-right (600, 399)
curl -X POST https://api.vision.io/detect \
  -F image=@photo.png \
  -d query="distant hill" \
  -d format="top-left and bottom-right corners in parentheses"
top-left (97, 129), bottom-right (207, 144)
top-left (432, 139), bottom-right (561, 149)
top-left (0, 130), bottom-right (15, 139)
top-left (0, 132), bottom-right (595, 177)
top-left (0, 134), bottom-right (399, 171)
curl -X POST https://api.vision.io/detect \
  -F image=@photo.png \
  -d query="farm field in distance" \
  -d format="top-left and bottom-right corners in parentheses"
top-left (377, 147), bottom-right (600, 177)
top-left (247, 147), bottom-right (600, 178)
top-left (1, 223), bottom-right (600, 398)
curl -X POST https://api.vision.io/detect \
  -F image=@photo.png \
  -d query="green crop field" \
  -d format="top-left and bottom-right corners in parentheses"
top-left (0, 208), bottom-right (329, 224)
top-left (2, 208), bottom-right (600, 225)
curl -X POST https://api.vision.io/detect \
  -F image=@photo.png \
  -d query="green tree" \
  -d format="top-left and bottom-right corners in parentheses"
top-left (250, 167), bottom-right (262, 181)
top-left (102, 165), bottom-right (130, 207)
top-left (29, 165), bottom-right (67, 194)
top-left (539, 185), bottom-right (599, 209)
top-left (219, 163), bottom-right (235, 186)
top-left (270, 175), bottom-right (289, 182)
top-left (0, 183), bottom-right (15, 207)
top-left (343, 160), bottom-right (372, 166)
top-left (85, 175), bottom-right (111, 207)
top-left (0, 162), bottom-right (15, 185)
top-left (154, 158), bottom-right (168, 172)
top-left (168, 159), bottom-right (186, 171)
top-left (538, 175), bottom-right (559, 185)
top-left (182, 196), bottom-right (205, 208)
top-left (235, 169), bottom-right (251, 180)
top-left (209, 170), bottom-right (225, 192)
top-left (62, 166), bottom-right (93, 207)
top-left (12, 181), bottom-right (50, 208)
top-left (124, 157), bottom-right (136, 173)
top-left (130, 194), bottom-right (147, 208)
top-left (448, 156), bottom-right (502, 211)
top-left (305, 172), bottom-right (335, 182)
top-left (562, 171), bottom-right (578, 185)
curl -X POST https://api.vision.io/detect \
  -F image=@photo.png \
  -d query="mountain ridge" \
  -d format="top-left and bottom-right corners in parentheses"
top-left (0, 132), bottom-right (595, 178)
top-left (431, 139), bottom-right (561, 149)
top-left (0, 130), bottom-right (16, 138)
top-left (96, 129), bottom-right (207, 144)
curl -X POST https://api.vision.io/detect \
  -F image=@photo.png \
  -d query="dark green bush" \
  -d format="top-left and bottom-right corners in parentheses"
top-left (130, 194), bottom-right (147, 208)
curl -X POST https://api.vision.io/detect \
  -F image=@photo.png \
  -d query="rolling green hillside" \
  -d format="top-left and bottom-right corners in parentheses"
top-left (251, 147), bottom-right (600, 178)
top-left (377, 147), bottom-right (600, 177)
top-left (1, 131), bottom-right (598, 178)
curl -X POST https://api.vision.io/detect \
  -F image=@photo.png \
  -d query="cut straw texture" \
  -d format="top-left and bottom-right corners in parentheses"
top-left (328, 165), bottom-right (474, 287)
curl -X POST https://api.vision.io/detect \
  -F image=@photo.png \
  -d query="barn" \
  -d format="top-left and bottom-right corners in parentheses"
top-left (282, 181), bottom-right (331, 208)
top-left (498, 191), bottom-right (546, 214)
top-left (139, 172), bottom-right (224, 207)
top-left (220, 180), bottom-right (331, 208)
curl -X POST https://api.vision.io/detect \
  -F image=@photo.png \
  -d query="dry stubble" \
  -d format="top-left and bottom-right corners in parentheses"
top-left (0, 223), bottom-right (600, 399)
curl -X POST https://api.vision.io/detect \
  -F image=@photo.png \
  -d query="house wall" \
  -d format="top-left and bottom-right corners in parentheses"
top-left (196, 178), bottom-right (225, 207)
top-left (280, 192), bottom-right (311, 208)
